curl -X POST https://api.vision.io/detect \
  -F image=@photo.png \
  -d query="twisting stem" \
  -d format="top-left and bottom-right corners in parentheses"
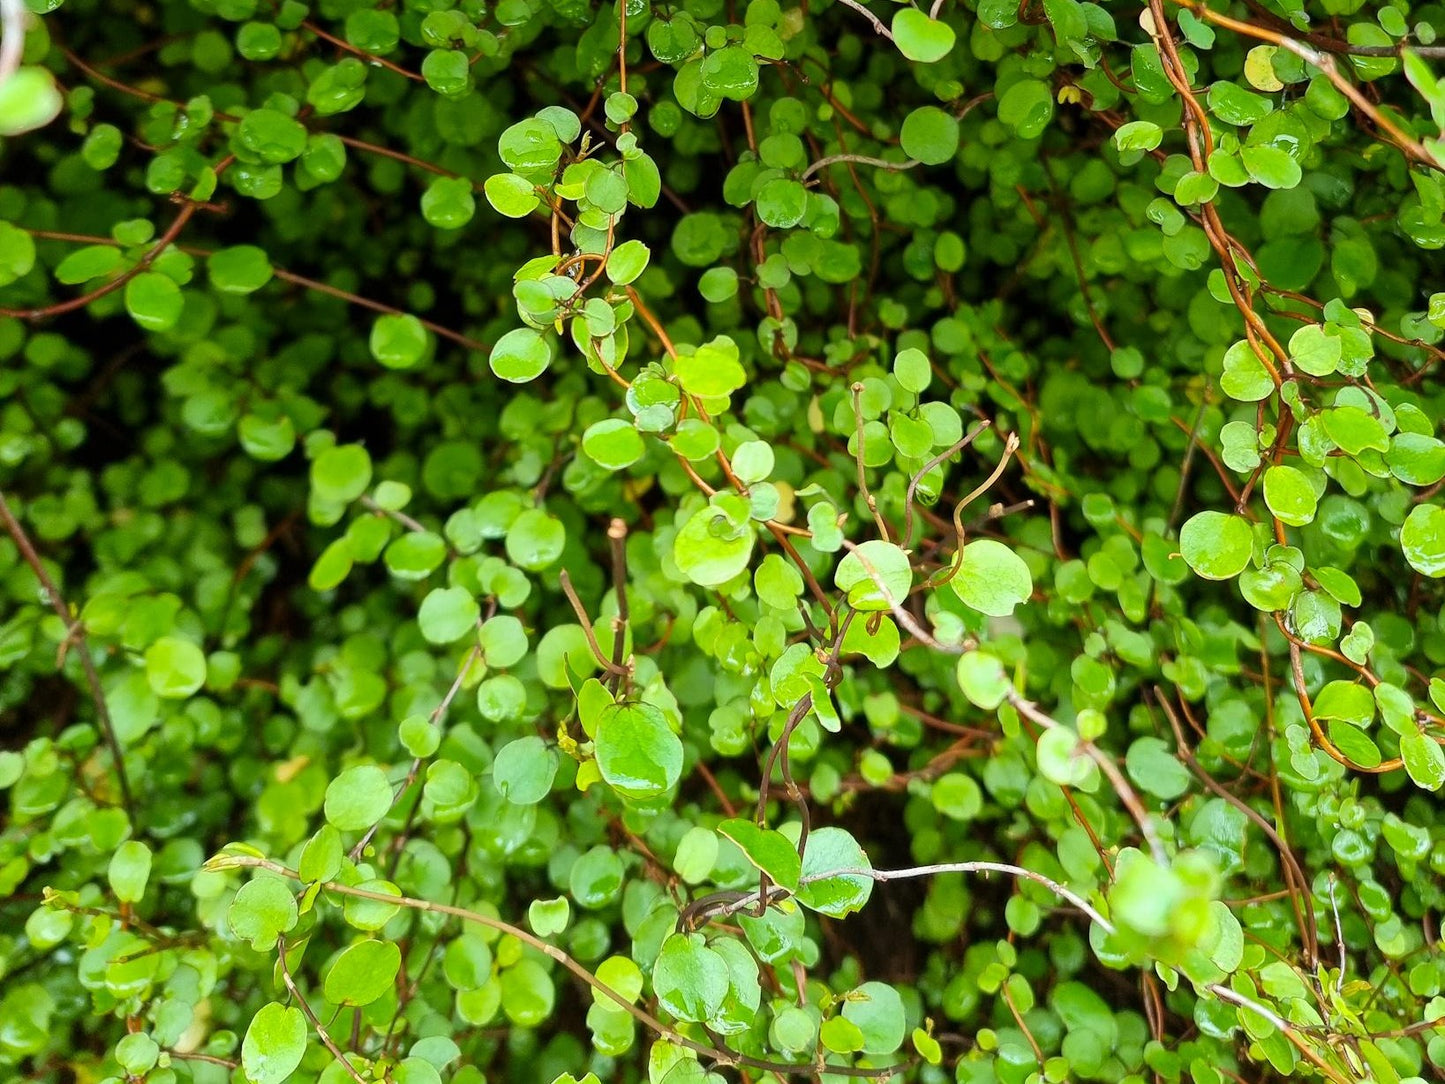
top-left (350, 644), bottom-right (482, 862)
top-left (1006, 688), bottom-right (1169, 864)
top-left (276, 935), bottom-right (370, 1084)
top-left (559, 570), bottom-right (630, 677)
top-left (301, 19), bottom-right (424, 81)
top-left (615, 0), bottom-right (629, 134)
top-left (606, 518), bottom-right (631, 693)
top-left (1152, 689), bottom-right (1318, 966)
top-left (0, 489), bottom-right (134, 819)
top-left (928, 431), bottom-right (1020, 589)
top-left (902, 422), bottom-right (989, 549)
top-left (801, 153), bottom-right (919, 183)
top-left (0, 157), bottom-right (236, 321)
top-left (818, 862), bottom-right (1113, 932)
top-left (835, 0), bottom-right (894, 41)
top-left (211, 856), bottom-right (884, 1078)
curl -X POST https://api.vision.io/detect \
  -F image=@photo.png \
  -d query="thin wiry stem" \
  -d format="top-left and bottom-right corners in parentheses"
top-left (211, 855), bottom-right (887, 1078)
top-left (835, 0), bottom-right (893, 41)
top-left (276, 935), bottom-right (370, 1084)
top-left (801, 153), bottom-right (919, 183)
top-left (814, 862), bottom-right (1113, 931)
top-left (1007, 689), bottom-right (1169, 865)
top-left (0, 489), bottom-right (134, 819)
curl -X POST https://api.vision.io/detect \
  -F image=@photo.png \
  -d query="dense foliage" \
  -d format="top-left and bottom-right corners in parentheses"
top-left (3, 0), bottom-right (1445, 1080)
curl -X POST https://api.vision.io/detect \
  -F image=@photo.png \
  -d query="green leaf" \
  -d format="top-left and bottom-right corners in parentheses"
top-left (0, 68), bottom-right (64, 136)
top-left (1400, 731), bottom-right (1445, 790)
top-left (1287, 324), bottom-right (1341, 377)
top-left (208, 245), bottom-right (274, 294)
top-left (652, 933), bottom-right (729, 1022)
top-left (956, 651), bottom-right (1011, 709)
top-left (529, 897), bottom-right (571, 937)
top-left (1124, 737), bottom-right (1191, 800)
top-left (756, 178), bottom-right (808, 228)
top-left (423, 49), bottom-right (472, 98)
top-left (1180, 511), bottom-right (1253, 580)
top-left (0, 221), bottom-right (35, 287)
top-left (1240, 144), bottom-right (1301, 189)
top-left (700, 46), bottom-right (759, 101)
top-left (1036, 727), bottom-right (1094, 787)
top-left (384, 531), bottom-right (446, 580)
top-left (324, 764), bottom-right (395, 831)
top-left (124, 272), bottom-right (184, 332)
top-left (950, 539), bottom-right (1033, 617)
top-left (443, 931), bottom-right (494, 990)
top-left (500, 959), bottom-right (555, 1026)
top-left (55, 245), bottom-right (125, 285)
top-left (996, 79), bottom-right (1054, 139)
top-left (311, 443), bottom-right (373, 504)
top-left (144, 636), bottom-right (207, 698)
top-left (698, 267), bottom-right (739, 303)
top-left (891, 9), bottom-right (956, 63)
top-left (1387, 433), bottom-right (1445, 486)
top-left (490, 327), bottom-right (553, 383)
top-left (1207, 81), bottom-right (1273, 125)
top-left (900, 106), bottom-right (958, 165)
top-left (421, 176), bottom-right (476, 229)
top-left (607, 239), bottom-right (650, 284)
top-left (108, 841), bottom-right (152, 904)
top-left (479, 614), bottom-right (528, 667)
top-left (499, 119), bottom-right (565, 177)
top-left (1401, 504), bottom-right (1445, 577)
top-left (493, 736), bottom-right (557, 804)
top-left (717, 819), bottom-right (802, 890)
top-left (584, 167), bottom-right (629, 215)
top-left (569, 846), bottom-right (625, 908)
top-left (504, 508), bottom-right (565, 571)
top-left (821, 1015), bottom-right (866, 1053)
top-left (842, 982), bottom-right (906, 1055)
top-left (673, 503), bottom-right (755, 586)
top-left (835, 540), bottom-right (913, 611)
top-left (1328, 721), bottom-right (1381, 769)
top-left (1107, 851), bottom-right (1182, 938)
top-left (1323, 406), bottom-right (1390, 455)
top-left (1313, 681), bottom-right (1374, 727)
top-left (595, 701), bottom-right (682, 800)
top-left (370, 314), bottom-right (429, 370)
top-left (236, 108), bottom-right (309, 164)
top-left (1262, 465), bottom-right (1317, 527)
top-left (228, 875), bottom-right (299, 949)
top-left (299, 826), bottom-right (343, 884)
top-left (1114, 121), bottom-right (1162, 153)
top-left (796, 825), bottom-right (873, 917)
top-left (1220, 339), bottom-right (1275, 401)
top-left (242, 1003), bottom-right (307, 1084)
top-left (484, 173), bottom-right (541, 218)
top-left (324, 939), bottom-right (401, 1006)
top-left (309, 537), bottom-right (354, 590)
top-left (892, 348), bottom-right (931, 392)
top-left (582, 419), bottom-right (646, 470)
top-left (1291, 588), bottom-right (1342, 644)
top-left (417, 586), bottom-right (481, 644)
top-left (238, 416), bottom-right (291, 459)
top-left (674, 336), bottom-right (747, 398)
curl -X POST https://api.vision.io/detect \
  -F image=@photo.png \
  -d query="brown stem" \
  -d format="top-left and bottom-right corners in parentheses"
top-left (276, 935), bottom-right (370, 1084)
top-left (0, 490), bottom-right (134, 819)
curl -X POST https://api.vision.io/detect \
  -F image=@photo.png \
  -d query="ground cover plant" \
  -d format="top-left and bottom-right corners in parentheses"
top-left (3, 0), bottom-right (1445, 1080)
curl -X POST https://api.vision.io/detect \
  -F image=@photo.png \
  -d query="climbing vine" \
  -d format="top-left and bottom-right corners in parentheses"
top-left (2, 0), bottom-right (1445, 1081)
